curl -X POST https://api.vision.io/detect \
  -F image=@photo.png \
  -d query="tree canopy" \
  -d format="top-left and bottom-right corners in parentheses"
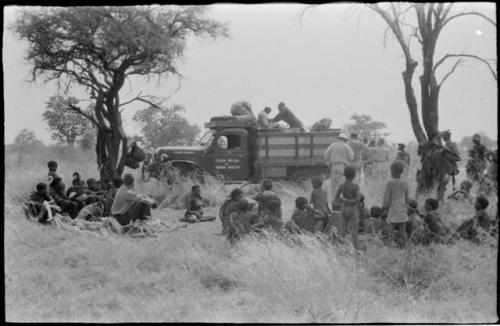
top-left (344, 113), bottom-right (388, 140)
top-left (42, 96), bottom-right (91, 146)
top-left (13, 6), bottom-right (228, 180)
top-left (133, 104), bottom-right (200, 148)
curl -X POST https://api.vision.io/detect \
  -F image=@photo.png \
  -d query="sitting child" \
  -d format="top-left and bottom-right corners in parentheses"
top-left (219, 188), bottom-right (244, 234)
top-left (75, 201), bottom-right (105, 221)
top-left (286, 197), bottom-right (324, 234)
top-left (448, 180), bottom-right (474, 204)
top-left (27, 182), bottom-right (62, 223)
top-left (412, 198), bottom-right (449, 245)
top-left (184, 185), bottom-right (206, 222)
top-left (309, 176), bottom-right (331, 232)
top-left (406, 199), bottom-right (423, 239)
top-left (47, 160), bottom-right (60, 180)
top-left (227, 198), bottom-right (262, 243)
top-left (48, 176), bottom-right (79, 218)
top-left (456, 195), bottom-right (492, 242)
top-left (363, 206), bottom-right (384, 235)
top-left (252, 179), bottom-right (282, 218)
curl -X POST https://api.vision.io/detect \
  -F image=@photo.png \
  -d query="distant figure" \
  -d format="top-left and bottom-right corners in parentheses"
top-left (111, 173), bottom-right (157, 226)
top-left (466, 133), bottom-right (490, 182)
top-left (323, 132), bottom-right (354, 202)
top-left (441, 130), bottom-right (461, 190)
top-left (270, 102), bottom-right (305, 131)
top-left (257, 107), bottom-right (272, 128)
top-left (395, 143), bottom-right (410, 166)
top-left (382, 161), bottom-right (409, 247)
top-left (47, 160), bottom-right (60, 181)
top-left (334, 165), bottom-right (361, 250)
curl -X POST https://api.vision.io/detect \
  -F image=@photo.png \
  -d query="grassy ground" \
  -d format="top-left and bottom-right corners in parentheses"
top-left (4, 146), bottom-right (498, 322)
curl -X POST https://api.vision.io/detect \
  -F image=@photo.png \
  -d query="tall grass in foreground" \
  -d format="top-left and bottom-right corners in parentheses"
top-left (4, 146), bottom-right (498, 322)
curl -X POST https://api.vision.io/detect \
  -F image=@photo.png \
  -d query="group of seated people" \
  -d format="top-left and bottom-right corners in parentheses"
top-left (213, 175), bottom-right (498, 247)
top-left (26, 161), bottom-right (158, 227)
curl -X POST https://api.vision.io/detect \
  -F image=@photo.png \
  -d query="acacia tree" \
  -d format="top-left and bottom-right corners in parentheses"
top-left (133, 104), bottom-right (200, 148)
top-left (367, 3), bottom-right (496, 143)
top-left (367, 3), bottom-right (496, 196)
top-left (42, 96), bottom-right (91, 146)
top-left (14, 6), bottom-right (228, 181)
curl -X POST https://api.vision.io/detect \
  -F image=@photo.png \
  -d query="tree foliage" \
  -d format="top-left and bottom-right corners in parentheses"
top-left (344, 113), bottom-right (388, 140)
top-left (133, 104), bottom-right (200, 148)
top-left (13, 129), bottom-right (44, 149)
top-left (42, 96), bottom-right (91, 146)
top-left (13, 6), bottom-right (228, 181)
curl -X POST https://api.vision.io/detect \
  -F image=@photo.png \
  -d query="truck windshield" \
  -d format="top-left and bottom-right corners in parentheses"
top-left (199, 130), bottom-right (215, 147)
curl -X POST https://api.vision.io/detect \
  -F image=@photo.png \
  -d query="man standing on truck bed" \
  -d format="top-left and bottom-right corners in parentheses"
top-left (270, 102), bottom-right (305, 131)
top-left (257, 107), bottom-right (272, 128)
top-left (323, 132), bottom-right (354, 202)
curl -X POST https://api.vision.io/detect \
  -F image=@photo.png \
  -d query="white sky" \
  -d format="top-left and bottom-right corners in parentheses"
top-left (3, 3), bottom-right (497, 145)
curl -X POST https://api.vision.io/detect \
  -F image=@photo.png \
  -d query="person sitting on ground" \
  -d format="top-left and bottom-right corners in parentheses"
top-left (363, 206), bottom-right (384, 236)
top-left (226, 198), bottom-right (262, 243)
top-left (219, 188), bottom-right (244, 235)
top-left (47, 160), bottom-right (60, 181)
top-left (66, 172), bottom-right (98, 206)
top-left (87, 177), bottom-right (114, 214)
top-left (252, 179), bottom-right (282, 218)
top-left (48, 176), bottom-right (79, 218)
top-left (456, 195), bottom-right (492, 242)
top-left (75, 201), bottom-right (105, 222)
top-left (270, 102), bottom-right (305, 131)
top-left (111, 173), bottom-right (158, 226)
top-left (260, 198), bottom-right (284, 233)
top-left (448, 180), bottom-right (474, 204)
top-left (310, 176), bottom-right (332, 232)
top-left (382, 161), bottom-right (409, 248)
top-left (334, 165), bottom-right (362, 250)
top-left (184, 185), bottom-right (207, 223)
top-left (419, 198), bottom-right (448, 244)
top-left (28, 182), bottom-right (62, 224)
top-left (108, 177), bottom-right (122, 198)
top-left (286, 197), bottom-right (323, 234)
top-left (406, 199), bottom-right (423, 240)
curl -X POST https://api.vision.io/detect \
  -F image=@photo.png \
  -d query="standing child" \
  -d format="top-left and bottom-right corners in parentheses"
top-left (310, 176), bottom-right (331, 232)
top-left (382, 161), bottom-right (409, 247)
top-left (334, 165), bottom-right (361, 250)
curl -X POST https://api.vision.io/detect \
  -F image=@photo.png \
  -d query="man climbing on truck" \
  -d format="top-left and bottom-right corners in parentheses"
top-left (270, 102), bottom-right (305, 131)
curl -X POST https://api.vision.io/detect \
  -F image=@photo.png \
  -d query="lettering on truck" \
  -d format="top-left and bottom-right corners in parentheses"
top-left (215, 158), bottom-right (241, 170)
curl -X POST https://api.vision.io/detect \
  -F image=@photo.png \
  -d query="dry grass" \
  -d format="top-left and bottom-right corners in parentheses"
top-left (4, 146), bottom-right (498, 322)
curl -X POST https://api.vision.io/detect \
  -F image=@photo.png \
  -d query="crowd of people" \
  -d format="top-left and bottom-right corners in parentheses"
top-left (23, 129), bottom-right (497, 250)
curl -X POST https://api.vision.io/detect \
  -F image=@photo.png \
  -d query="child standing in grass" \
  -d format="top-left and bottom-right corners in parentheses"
top-left (334, 165), bottom-right (361, 250)
top-left (310, 176), bottom-right (331, 232)
top-left (382, 161), bottom-right (409, 247)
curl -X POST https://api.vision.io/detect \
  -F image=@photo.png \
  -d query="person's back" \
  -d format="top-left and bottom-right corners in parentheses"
top-left (270, 103), bottom-right (304, 130)
top-left (348, 140), bottom-right (369, 163)
top-left (334, 166), bottom-right (361, 249)
top-left (324, 141), bottom-right (353, 165)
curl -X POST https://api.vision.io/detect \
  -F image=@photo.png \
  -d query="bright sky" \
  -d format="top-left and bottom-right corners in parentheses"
top-left (3, 3), bottom-right (497, 145)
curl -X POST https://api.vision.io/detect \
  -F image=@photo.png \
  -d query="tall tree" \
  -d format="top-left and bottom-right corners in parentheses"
top-left (367, 3), bottom-right (496, 197)
top-left (344, 113), bottom-right (388, 140)
top-left (42, 96), bottom-right (91, 146)
top-left (13, 6), bottom-right (228, 182)
top-left (133, 104), bottom-right (200, 148)
top-left (367, 3), bottom-right (496, 143)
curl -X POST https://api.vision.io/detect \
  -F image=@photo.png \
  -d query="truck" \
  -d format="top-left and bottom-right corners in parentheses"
top-left (142, 116), bottom-right (341, 184)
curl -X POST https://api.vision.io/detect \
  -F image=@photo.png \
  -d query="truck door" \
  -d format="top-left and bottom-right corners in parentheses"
top-left (206, 129), bottom-right (250, 181)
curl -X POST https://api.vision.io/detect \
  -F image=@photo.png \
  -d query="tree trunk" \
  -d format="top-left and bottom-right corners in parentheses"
top-left (402, 60), bottom-right (427, 143)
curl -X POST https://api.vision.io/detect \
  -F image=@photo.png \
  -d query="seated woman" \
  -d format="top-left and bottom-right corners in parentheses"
top-left (48, 176), bottom-right (80, 218)
top-left (111, 173), bottom-right (158, 226)
top-left (27, 182), bottom-right (62, 223)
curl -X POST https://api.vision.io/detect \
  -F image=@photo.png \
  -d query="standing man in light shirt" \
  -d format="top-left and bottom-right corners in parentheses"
top-left (323, 132), bottom-right (354, 203)
top-left (348, 133), bottom-right (369, 192)
top-left (111, 173), bottom-right (158, 226)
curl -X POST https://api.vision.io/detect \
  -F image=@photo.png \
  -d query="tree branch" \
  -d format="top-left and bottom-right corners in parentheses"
top-left (441, 11), bottom-right (496, 30)
top-left (438, 59), bottom-right (464, 87)
top-left (434, 54), bottom-right (497, 80)
top-left (68, 104), bottom-right (98, 126)
top-left (119, 93), bottom-right (162, 110)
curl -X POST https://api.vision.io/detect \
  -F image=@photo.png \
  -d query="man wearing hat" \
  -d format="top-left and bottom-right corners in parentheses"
top-left (323, 132), bottom-right (355, 202)
top-left (442, 130), bottom-right (461, 189)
